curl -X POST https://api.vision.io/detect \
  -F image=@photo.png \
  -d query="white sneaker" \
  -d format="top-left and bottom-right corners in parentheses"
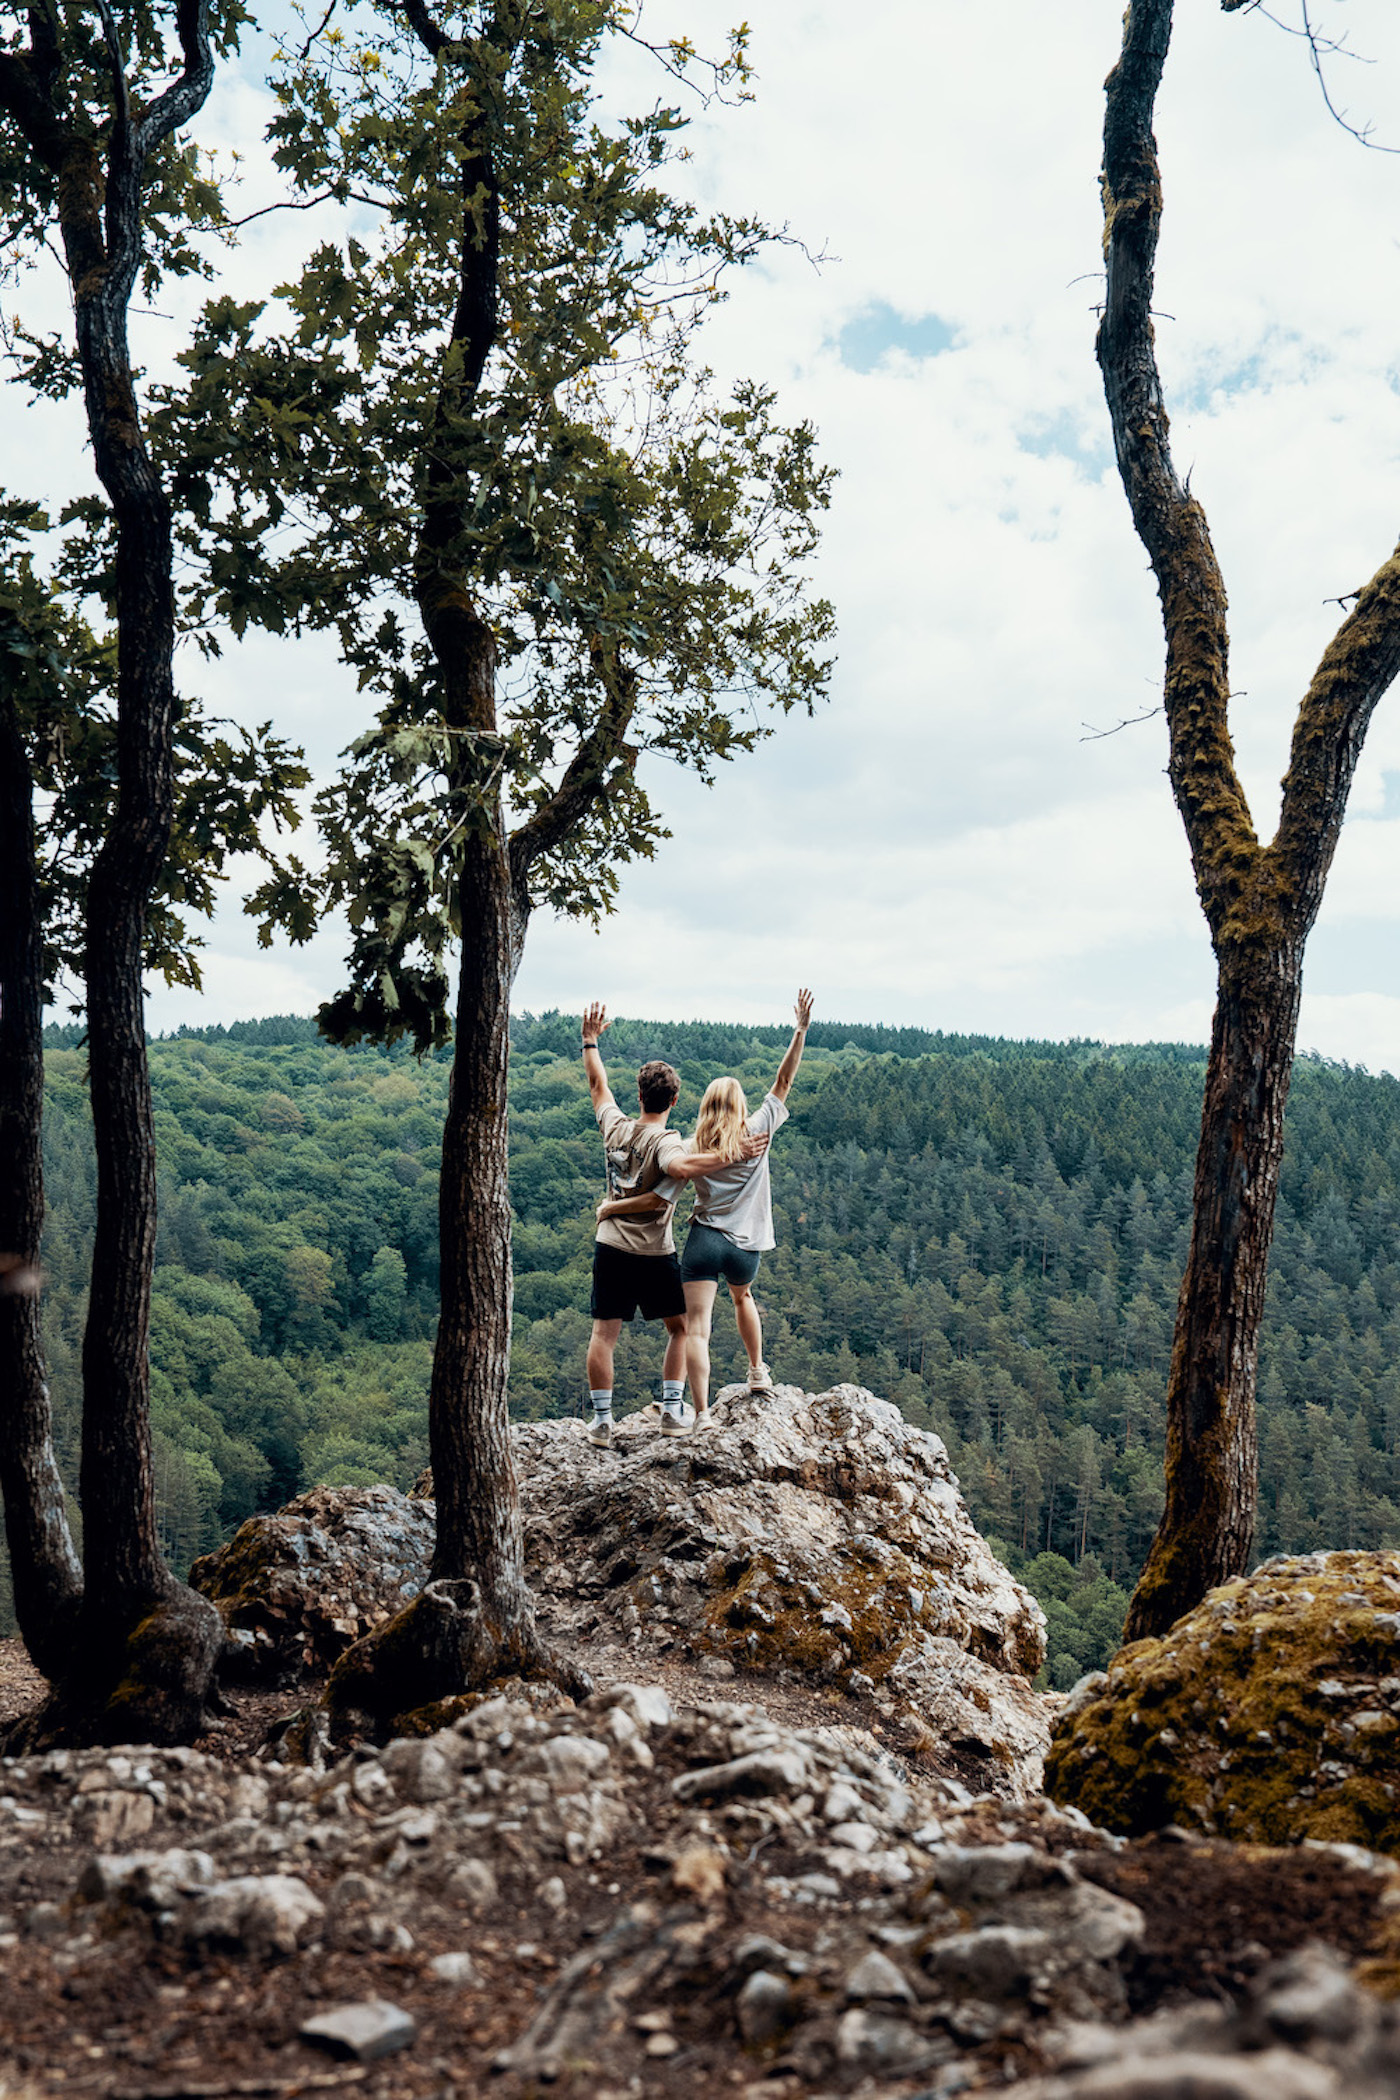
top-left (660, 1403), bottom-right (695, 1437)
top-left (587, 1415), bottom-right (614, 1448)
top-left (747, 1361), bottom-right (774, 1392)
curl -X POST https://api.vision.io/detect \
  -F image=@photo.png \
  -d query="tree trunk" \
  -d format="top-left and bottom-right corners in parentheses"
top-left (79, 459), bottom-right (180, 1637)
top-left (428, 820), bottom-right (530, 1637)
top-left (26, 151), bottom-right (224, 1744)
top-left (0, 697), bottom-right (84, 1678)
top-left (1124, 937), bottom-right (1301, 1639)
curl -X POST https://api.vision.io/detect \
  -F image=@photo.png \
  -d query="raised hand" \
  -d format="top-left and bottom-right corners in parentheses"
top-left (581, 1001), bottom-right (610, 1044)
top-left (795, 987), bottom-right (814, 1030)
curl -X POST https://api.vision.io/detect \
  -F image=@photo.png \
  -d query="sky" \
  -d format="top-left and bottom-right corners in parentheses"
top-left (13, 0), bottom-right (1400, 1066)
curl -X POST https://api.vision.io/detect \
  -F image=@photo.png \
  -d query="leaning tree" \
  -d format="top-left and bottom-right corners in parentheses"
top-left (0, 0), bottom-right (305, 1740)
top-left (160, 0), bottom-right (835, 1720)
top-left (1098, 0), bottom-right (1400, 1642)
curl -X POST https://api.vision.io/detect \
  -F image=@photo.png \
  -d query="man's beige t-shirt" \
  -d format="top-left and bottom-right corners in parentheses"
top-left (594, 1101), bottom-right (686, 1256)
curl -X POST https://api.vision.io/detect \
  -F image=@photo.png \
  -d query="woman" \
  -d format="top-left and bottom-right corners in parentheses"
top-left (598, 989), bottom-right (812, 1425)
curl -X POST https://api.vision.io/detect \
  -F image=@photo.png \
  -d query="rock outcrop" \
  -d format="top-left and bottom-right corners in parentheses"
top-left (1046, 1550), bottom-right (1400, 1850)
top-left (193, 1384), bottom-right (1051, 1794)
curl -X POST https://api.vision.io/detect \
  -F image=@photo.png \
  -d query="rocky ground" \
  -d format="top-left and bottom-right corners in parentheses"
top-left (2, 1386), bottom-right (1399, 2099)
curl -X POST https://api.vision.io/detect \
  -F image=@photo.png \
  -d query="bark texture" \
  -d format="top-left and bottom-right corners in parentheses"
top-left (0, 0), bottom-right (224, 1733)
top-left (0, 698), bottom-right (84, 1676)
top-left (1101, 0), bottom-right (1400, 1641)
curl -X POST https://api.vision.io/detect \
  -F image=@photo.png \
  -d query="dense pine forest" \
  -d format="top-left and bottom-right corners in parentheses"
top-left (24, 1014), bottom-right (1400, 1686)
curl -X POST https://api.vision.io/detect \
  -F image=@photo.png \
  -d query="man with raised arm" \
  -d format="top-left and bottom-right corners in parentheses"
top-left (579, 1003), bottom-right (767, 1445)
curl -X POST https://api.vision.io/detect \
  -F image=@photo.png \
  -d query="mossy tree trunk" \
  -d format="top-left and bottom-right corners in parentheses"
top-left (0, 694), bottom-right (84, 1679)
top-left (0, 0), bottom-right (225, 1739)
top-left (1101, 0), bottom-right (1400, 1643)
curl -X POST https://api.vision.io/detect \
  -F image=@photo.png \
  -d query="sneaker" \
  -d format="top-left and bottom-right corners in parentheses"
top-left (747, 1361), bottom-right (774, 1392)
top-left (587, 1415), bottom-right (614, 1448)
top-left (660, 1403), bottom-right (695, 1437)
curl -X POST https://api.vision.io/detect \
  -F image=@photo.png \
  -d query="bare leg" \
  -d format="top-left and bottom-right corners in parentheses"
top-left (683, 1281), bottom-right (718, 1412)
top-left (587, 1319), bottom-right (621, 1392)
top-left (662, 1314), bottom-right (687, 1387)
top-left (731, 1282), bottom-right (764, 1372)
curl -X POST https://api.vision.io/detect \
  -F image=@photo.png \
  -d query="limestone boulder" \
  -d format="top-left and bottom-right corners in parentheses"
top-left (193, 1384), bottom-right (1050, 1793)
top-left (190, 1484), bottom-right (434, 1685)
top-left (1045, 1549), bottom-right (1400, 1850)
top-left (514, 1383), bottom-right (1048, 1792)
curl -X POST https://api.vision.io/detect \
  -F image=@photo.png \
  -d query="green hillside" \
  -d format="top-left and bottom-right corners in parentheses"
top-left (24, 1014), bottom-right (1400, 1686)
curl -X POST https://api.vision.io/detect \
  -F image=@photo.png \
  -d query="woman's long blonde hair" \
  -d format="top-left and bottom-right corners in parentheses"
top-left (693, 1076), bottom-right (749, 1165)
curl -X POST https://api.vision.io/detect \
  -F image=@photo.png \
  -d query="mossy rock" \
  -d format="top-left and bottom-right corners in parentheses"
top-left (1045, 1550), bottom-right (1400, 1852)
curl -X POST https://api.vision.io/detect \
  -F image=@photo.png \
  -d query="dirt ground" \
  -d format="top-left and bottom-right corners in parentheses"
top-left (0, 1639), bottom-right (1393, 2100)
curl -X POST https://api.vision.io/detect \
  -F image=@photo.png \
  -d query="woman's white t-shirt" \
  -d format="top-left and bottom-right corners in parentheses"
top-left (658, 1091), bottom-right (789, 1251)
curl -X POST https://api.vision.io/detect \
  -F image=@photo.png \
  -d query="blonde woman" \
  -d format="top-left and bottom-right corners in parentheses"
top-left (598, 990), bottom-right (812, 1424)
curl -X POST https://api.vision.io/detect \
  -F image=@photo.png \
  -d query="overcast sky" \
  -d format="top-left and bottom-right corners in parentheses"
top-left (15, 0), bottom-right (1400, 1065)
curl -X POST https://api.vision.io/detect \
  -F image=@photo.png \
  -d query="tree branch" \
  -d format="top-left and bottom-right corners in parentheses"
top-left (1099, 0), bottom-right (1259, 939)
top-left (131, 0), bottom-right (215, 163)
top-left (395, 0), bottom-right (447, 59)
top-left (1270, 547), bottom-right (1400, 927)
top-left (508, 640), bottom-right (639, 892)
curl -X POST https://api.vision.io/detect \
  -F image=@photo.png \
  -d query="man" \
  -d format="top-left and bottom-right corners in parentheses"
top-left (580, 1002), bottom-right (766, 1445)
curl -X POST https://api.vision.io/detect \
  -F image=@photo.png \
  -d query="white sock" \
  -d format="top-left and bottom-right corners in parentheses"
top-left (589, 1388), bottom-right (613, 1422)
top-left (661, 1379), bottom-right (686, 1416)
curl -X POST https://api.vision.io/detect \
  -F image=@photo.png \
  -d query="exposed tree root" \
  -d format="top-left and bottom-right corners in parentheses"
top-left (320, 1577), bottom-right (594, 1744)
top-left (0, 1582), bottom-right (224, 1751)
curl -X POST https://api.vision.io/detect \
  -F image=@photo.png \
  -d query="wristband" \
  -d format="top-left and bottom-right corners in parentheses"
top-left (581, 1041), bottom-right (598, 1050)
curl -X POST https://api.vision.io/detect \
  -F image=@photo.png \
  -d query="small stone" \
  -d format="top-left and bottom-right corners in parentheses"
top-left (789, 1872), bottom-right (843, 1901)
top-left (1255, 1945), bottom-right (1361, 2044)
top-left (72, 1790), bottom-right (156, 1849)
top-left (444, 1858), bottom-right (498, 1910)
top-left (643, 2032), bottom-right (680, 2057)
top-left (730, 1934), bottom-right (809, 1978)
top-left (537, 1735), bottom-right (610, 1789)
top-left (671, 1845), bottom-right (727, 1905)
top-left (429, 1951), bottom-right (479, 1986)
top-left (929, 1841), bottom-right (1036, 1901)
top-left (835, 2007), bottom-right (951, 2073)
top-left (380, 1737), bottom-right (457, 1804)
top-left (672, 1749), bottom-right (807, 1803)
top-left (78, 1849), bottom-right (215, 1909)
top-left (537, 1875), bottom-right (568, 1915)
top-left (23, 1902), bottom-right (66, 1942)
top-left (844, 1949), bottom-right (915, 2004)
top-left (828, 1821), bottom-right (879, 1853)
top-left (182, 1875), bottom-right (324, 1957)
top-left (300, 2000), bottom-right (418, 2062)
top-left (598, 1683), bottom-right (673, 1730)
top-left (737, 1970), bottom-right (793, 2043)
top-left (923, 1924), bottom-right (1051, 1998)
top-left (697, 1654), bottom-right (736, 1680)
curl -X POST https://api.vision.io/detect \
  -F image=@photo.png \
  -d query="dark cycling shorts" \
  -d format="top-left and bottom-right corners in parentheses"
top-left (680, 1221), bottom-right (762, 1289)
top-left (590, 1242), bottom-right (686, 1322)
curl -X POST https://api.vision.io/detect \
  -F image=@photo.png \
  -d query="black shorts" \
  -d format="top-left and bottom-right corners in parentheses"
top-left (590, 1242), bottom-right (686, 1322)
top-left (680, 1220), bottom-right (762, 1288)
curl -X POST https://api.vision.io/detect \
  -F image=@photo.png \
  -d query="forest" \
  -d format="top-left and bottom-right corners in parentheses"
top-left (23, 1012), bottom-right (1400, 1690)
